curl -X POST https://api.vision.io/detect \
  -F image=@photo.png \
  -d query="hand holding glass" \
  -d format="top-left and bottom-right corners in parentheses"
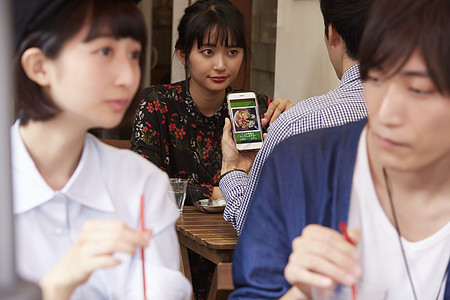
top-left (169, 178), bottom-right (187, 212)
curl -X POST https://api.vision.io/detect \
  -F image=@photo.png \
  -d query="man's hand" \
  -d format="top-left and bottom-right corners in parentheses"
top-left (221, 118), bottom-right (257, 174)
top-left (284, 224), bottom-right (362, 298)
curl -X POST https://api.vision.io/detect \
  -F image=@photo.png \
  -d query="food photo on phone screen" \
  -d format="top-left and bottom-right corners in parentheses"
top-left (227, 92), bottom-right (263, 151)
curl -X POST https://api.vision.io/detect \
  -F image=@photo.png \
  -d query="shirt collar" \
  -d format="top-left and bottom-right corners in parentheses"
top-left (340, 64), bottom-right (361, 88)
top-left (12, 121), bottom-right (115, 214)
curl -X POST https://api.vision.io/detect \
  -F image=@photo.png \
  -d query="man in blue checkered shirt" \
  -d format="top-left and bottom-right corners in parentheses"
top-left (220, 0), bottom-right (373, 235)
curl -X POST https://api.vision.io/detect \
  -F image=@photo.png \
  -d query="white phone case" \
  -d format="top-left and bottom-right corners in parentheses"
top-left (227, 92), bottom-right (263, 151)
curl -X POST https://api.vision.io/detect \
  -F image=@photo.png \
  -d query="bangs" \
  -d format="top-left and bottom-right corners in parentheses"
top-left (419, 2), bottom-right (450, 96)
top-left (190, 6), bottom-right (246, 50)
top-left (360, 18), bottom-right (417, 79)
top-left (360, 0), bottom-right (450, 95)
top-left (196, 22), bottom-right (244, 49)
top-left (360, 0), bottom-right (419, 80)
top-left (84, 0), bottom-right (147, 48)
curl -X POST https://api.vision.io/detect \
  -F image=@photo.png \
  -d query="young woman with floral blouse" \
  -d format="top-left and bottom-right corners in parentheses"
top-left (131, 1), bottom-right (292, 299)
top-left (131, 0), bottom-right (291, 205)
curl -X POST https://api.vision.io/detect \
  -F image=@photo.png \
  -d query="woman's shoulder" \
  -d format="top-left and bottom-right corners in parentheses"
top-left (85, 135), bottom-right (180, 235)
top-left (88, 134), bottom-right (164, 176)
top-left (143, 81), bottom-right (186, 99)
top-left (140, 81), bottom-right (187, 116)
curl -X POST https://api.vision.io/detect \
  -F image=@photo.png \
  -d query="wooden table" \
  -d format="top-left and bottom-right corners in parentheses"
top-left (176, 207), bottom-right (238, 300)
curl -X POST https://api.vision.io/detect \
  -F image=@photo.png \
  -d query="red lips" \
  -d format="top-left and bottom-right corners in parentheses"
top-left (210, 76), bottom-right (228, 83)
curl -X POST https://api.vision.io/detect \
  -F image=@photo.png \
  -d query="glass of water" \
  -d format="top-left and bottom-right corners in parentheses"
top-left (169, 178), bottom-right (188, 213)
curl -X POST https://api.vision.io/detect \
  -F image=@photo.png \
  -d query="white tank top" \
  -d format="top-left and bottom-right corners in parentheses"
top-left (348, 128), bottom-right (450, 299)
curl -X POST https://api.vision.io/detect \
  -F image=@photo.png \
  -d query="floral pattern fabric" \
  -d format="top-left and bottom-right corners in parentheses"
top-left (131, 79), bottom-right (268, 205)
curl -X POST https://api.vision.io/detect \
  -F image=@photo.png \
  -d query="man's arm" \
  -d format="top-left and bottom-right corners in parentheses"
top-left (221, 111), bottom-right (297, 233)
top-left (229, 137), bottom-right (303, 299)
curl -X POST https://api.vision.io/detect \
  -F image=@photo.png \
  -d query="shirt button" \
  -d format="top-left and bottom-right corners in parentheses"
top-left (53, 228), bottom-right (64, 236)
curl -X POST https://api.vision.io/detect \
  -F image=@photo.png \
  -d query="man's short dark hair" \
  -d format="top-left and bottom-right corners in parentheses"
top-left (320, 0), bottom-right (374, 60)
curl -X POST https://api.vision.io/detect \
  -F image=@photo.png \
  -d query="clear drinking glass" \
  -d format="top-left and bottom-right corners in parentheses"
top-left (169, 178), bottom-right (187, 213)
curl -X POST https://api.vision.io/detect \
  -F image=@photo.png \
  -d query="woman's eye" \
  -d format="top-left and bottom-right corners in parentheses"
top-left (228, 49), bottom-right (239, 55)
top-left (201, 49), bottom-right (213, 55)
top-left (130, 51), bottom-right (141, 60)
top-left (98, 48), bottom-right (112, 56)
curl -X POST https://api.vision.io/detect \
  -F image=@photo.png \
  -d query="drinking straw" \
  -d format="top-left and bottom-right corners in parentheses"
top-left (140, 194), bottom-right (147, 300)
top-left (339, 221), bottom-right (357, 300)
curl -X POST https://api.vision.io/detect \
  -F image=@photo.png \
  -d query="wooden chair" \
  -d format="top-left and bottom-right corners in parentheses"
top-left (210, 263), bottom-right (234, 299)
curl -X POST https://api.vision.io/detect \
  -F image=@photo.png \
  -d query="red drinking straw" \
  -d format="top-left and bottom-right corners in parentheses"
top-left (140, 194), bottom-right (147, 300)
top-left (267, 97), bottom-right (271, 107)
top-left (339, 221), bottom-right (357, 300)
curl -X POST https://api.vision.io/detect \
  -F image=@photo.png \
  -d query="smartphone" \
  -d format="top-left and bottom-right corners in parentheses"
top-left (227, 92), bottom-right (263, 151)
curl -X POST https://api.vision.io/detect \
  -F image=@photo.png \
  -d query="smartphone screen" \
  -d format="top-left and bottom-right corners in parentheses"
top-left (228, 92), bottom-right (263, 151)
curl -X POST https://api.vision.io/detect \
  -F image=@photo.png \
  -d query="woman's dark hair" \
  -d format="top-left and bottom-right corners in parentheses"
top-left (174, 0), bottom-right (248, 80)
top-left (359, 0), bottom-right (450, 96)
top-left (14, 0), bottom-right (147, 125)
top-left (320, 0), bottom-right (374, 60)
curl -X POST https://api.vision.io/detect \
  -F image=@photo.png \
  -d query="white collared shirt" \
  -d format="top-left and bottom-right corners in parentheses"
top-left (11, 121), bottom-right (192, 299)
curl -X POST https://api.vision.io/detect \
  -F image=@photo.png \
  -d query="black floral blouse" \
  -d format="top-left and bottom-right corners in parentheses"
top-left (131, 79), bottom-right (268, 205)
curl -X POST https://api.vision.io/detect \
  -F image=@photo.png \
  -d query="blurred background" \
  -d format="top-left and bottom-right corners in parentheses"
top-left (97, 0), bottom-right (339, 140)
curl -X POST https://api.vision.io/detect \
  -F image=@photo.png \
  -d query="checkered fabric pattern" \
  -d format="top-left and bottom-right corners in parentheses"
top-left (220, 64), bottom-right (368, 235)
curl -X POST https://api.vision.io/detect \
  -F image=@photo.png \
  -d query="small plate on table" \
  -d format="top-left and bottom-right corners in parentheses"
top-left (194, 198), bottom-right (226, 214)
